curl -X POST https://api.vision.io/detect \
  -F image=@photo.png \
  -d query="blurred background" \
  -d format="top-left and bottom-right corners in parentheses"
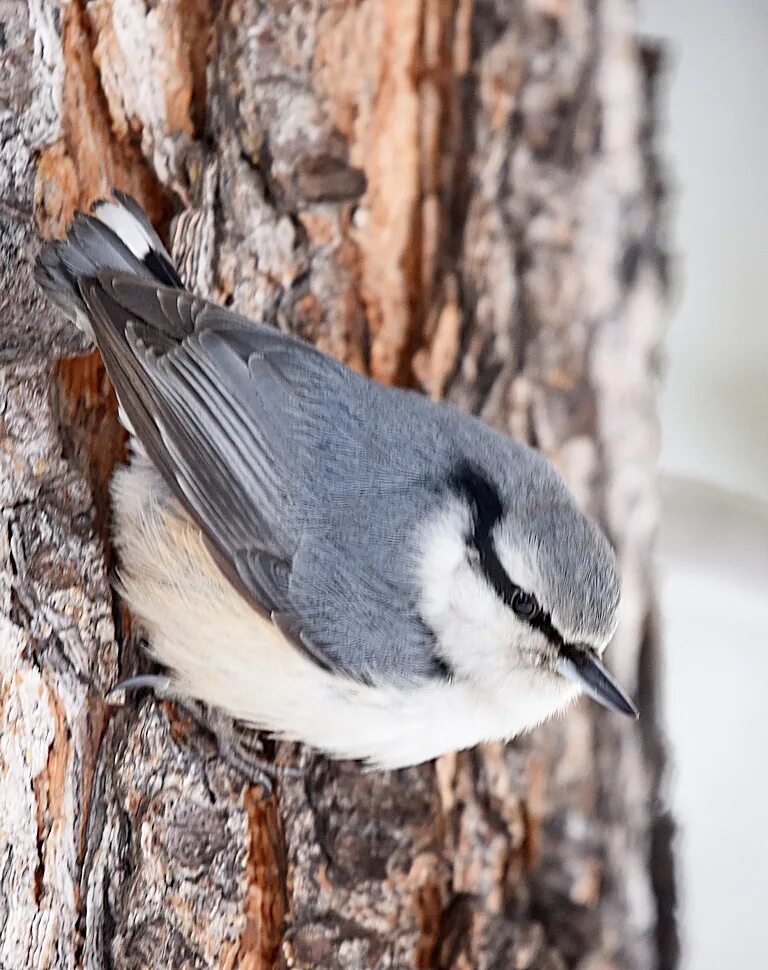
top-left (640, 2), bottom-right (768, 967)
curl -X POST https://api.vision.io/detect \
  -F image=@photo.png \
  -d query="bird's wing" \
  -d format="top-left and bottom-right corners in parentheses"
top-left (80, 272), bottom-right (444, 681)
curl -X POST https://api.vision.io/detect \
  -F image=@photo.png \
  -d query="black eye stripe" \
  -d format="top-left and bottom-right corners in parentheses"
top-left (448, 463), bottom-right (565, 649)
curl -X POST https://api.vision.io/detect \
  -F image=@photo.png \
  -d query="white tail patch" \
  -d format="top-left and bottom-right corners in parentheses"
top-left (93, 200), bottom-right (152, 260)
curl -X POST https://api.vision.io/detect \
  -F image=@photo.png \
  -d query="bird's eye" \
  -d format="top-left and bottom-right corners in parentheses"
top-left (512, 590), bottom-right (539, 620)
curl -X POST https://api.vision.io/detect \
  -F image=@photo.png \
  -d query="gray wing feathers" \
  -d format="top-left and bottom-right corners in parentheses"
top-left (148, 338), bottom-right (291, 552)
top-left (76, 271), bottom-right (445, 683)
top-left (36, 200), bottom-right (451, 682)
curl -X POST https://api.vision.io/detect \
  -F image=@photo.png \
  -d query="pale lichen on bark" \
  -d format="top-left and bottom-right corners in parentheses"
top-left (0, 1), bottom-right (674, 968)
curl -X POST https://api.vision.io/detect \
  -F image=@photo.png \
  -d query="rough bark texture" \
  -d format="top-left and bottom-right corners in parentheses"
top-left (0, 2), bottom-right (675, 969)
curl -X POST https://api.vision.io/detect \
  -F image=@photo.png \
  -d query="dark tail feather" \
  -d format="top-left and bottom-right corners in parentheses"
top-left (34, 194), bottom-right (182, 326)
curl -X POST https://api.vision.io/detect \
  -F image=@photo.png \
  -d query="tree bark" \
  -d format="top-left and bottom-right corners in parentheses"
top-left (0, 2), bottom-right (675, 969)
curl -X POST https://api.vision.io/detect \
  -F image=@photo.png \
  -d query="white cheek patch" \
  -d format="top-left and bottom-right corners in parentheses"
top-left (417, 502), bottom-right (518, 681)
top-left (417, 503), bottom-right (466, 612)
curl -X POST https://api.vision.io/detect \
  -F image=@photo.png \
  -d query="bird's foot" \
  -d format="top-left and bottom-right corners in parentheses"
top-left (107, 674), bottom-right (283, 794)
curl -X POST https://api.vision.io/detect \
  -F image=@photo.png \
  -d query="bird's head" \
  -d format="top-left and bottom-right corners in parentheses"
top-left (418, 455), bottom-right (637, 722)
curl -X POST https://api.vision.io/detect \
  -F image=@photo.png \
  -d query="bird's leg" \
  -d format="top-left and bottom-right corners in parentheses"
top-left (180, 699), bottom-right (279, 794)
top-left (108, 674), bottom-right (283, 794)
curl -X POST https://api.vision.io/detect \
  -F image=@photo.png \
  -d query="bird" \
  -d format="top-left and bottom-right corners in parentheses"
top-left (35, 193), bottom-right (637, 770)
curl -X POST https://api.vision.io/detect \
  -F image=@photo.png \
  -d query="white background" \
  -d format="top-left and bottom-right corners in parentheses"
top-left (639, 3), bottom-right (768, 967)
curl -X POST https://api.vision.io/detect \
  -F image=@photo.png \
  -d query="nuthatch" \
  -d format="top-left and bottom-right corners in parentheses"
top-left (35, 195), bottom-right (637, 769)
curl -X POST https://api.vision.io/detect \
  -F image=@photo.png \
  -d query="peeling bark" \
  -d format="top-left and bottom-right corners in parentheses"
top-left (0, 2), bottom-right (675, 969)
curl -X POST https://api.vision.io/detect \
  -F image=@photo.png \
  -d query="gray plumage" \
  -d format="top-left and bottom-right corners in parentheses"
top-left (34, 195), bottom-right (633, 768)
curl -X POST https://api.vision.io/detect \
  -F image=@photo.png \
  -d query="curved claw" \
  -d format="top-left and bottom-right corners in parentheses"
top-left (106, 673), bottom-right (174, 701)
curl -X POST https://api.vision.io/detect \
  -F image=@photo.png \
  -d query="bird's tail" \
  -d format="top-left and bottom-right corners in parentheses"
top-left (34, 192), bottom-right (183, 334)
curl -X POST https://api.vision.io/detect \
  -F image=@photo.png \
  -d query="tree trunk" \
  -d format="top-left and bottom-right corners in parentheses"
top-left (0, 2), bottom-right (675, 968)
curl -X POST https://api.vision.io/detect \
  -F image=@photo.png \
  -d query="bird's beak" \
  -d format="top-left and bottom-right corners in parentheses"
top-left (556, 646), bottom-right (639, 718)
